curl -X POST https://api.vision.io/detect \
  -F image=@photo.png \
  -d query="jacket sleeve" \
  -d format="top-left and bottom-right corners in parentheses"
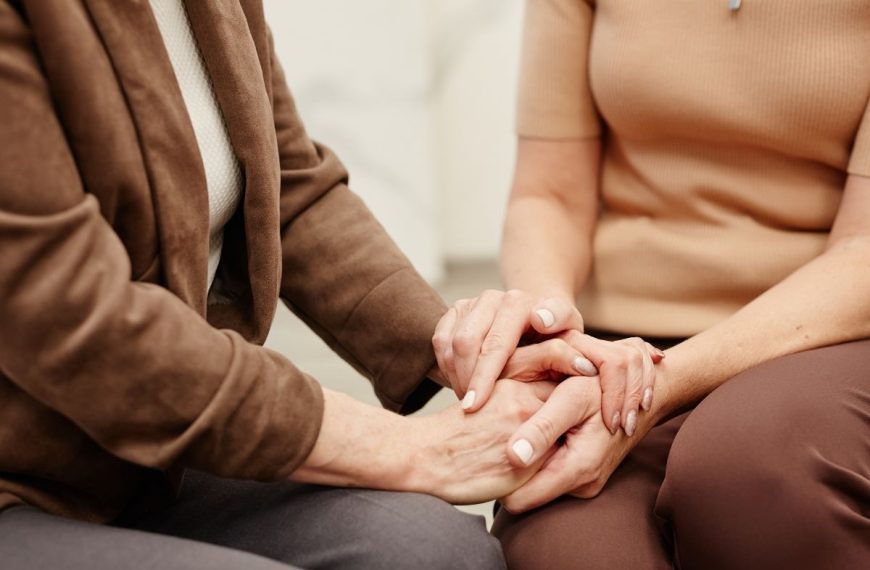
top-left (269, 37), bottom-right (447, 414)
top-left (0, 2), bottom-right (322, 481)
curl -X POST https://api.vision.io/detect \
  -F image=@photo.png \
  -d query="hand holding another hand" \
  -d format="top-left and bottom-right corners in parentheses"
top-left (432, 290), bottom-right (586, 410)
top-left (433, 289), bottom-right (664, 435)
top-left (499, 375), bottom-right (661, 514)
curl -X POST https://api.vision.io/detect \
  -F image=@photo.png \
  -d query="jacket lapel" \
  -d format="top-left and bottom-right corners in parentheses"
top-left (83, 0), bottom-right (281, 337)
top-left (83, 0), bottom-right (210, 314)
top-left (184, 0), bottom-right (282, 341)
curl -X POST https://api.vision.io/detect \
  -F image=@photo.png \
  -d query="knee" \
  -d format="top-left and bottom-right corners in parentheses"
top-left (657, 356), bottom-right (868, 564)
top-left (662, 369), bottom-right (820, 513)
top-left (355, 492), bottom-right (504, 570)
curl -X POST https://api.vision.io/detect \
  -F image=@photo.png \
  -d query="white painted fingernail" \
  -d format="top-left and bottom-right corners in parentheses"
top-left (610, 411), bottom-right (620, 435)
top-left (642, 387), bottom-right (653, 411)
top-left (625, 410), bottom-right (637, 437)
top-left (512, 439), bottom-right (534, 465)
top-left (461, 390), bottom-right (476, 410)
top-left (573, 356), bottom-right (598, 376)
top-left (535, 309), bottom-right (555, 329)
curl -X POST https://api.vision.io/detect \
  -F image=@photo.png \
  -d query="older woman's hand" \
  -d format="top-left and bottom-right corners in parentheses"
top-left (432, 290), bottom-right (586, 410)
top-left (411, 378), bottom-right (559, 504)
top-left (502, 332), bottom-right (664, 436)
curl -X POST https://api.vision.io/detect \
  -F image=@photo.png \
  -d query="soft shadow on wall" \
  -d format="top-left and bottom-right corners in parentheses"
top-left (263, 0), bottom-right (524, 284)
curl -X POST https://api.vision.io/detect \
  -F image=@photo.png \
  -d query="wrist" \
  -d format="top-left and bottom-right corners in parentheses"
top-left (401, 410), bottom-right (459, 495)
top-left (646, 352), bottom-right (684, 427)
top-left (294, 390), bottom-right (420, 492)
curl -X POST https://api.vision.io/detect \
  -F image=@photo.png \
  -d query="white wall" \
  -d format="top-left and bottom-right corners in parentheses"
top-left (264, 0), bottom-right (523, 280)
top-left (432, 0), bottom-right (523, 262)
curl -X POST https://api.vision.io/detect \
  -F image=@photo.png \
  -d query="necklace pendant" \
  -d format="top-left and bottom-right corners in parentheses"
top-left (729, 0), bottom-right (742, 11)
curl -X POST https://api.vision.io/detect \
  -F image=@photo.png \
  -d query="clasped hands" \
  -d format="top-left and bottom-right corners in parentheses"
top-left (432, 290), bottom-right (666, 513)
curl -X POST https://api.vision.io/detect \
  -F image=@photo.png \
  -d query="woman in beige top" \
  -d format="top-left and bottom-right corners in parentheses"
top-left (433, 1), bottom-right (870, 567)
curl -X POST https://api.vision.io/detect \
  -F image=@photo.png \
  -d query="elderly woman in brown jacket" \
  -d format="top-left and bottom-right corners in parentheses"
top-left (0, 1), bottom-right (589, 568)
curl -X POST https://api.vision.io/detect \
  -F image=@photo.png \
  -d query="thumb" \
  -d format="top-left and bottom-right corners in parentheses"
top-left (506, 378), bottom-right (598, 468)
top-left (531, 297), bottom-right (584, 336)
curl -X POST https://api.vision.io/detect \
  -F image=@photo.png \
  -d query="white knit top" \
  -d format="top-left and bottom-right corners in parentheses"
top-left (149, 0), bottom-right (243, 291)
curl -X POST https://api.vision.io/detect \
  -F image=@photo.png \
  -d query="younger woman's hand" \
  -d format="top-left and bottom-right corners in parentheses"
top-left (499, 376), bottom-right (658, 513)
top-left (502, 332), bottom-right (664, 436)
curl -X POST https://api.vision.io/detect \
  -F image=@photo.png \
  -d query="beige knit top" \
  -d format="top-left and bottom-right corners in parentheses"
top-left (518, 0), bottom-right (870, 337)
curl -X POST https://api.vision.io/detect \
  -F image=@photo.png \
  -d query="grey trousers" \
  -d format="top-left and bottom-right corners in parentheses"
top-left (0, 471), bottom-right (506, 570)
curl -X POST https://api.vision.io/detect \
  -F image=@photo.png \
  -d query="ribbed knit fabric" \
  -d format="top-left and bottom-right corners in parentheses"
top-left (149, 0), bottom-right (243, 291)
top-left (518, 0), bottom-right (870, 337)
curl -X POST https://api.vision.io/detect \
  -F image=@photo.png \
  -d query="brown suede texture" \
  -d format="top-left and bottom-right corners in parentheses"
top-left (0, 0), bottom-right (446, 523)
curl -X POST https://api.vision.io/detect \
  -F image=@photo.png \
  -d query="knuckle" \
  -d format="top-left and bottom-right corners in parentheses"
top-left (504, 289), bottom-right (525, 303)
top-left (501, 496), bottom-right (525, 514)
top-left (481, 289), bottom-right (502, 301)
top-left (574, 482), bottom-right (604, 499)
top-left (452, 333), bottom-right (476, 354)
top-left (431, 332), bottom-right (448, 352)
top-left (530, 415), bottom-right (559, 445)
top-left (480, 333), bottom-right (507, 356)
top-left (546, 339), bottom-right (565, 359)
top-left (609, 358), bottom-right (629, 373)
top-left (563, 329), bottom-right (584, 346)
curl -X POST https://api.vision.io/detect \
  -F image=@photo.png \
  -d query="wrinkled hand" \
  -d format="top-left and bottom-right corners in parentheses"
top-left (502, 332), bottom-right (664, 436)
top-left (412, 378), bottom-right (558, 505)
top-left (499, 377), bottom-right (647, 513)
top-left (432, 290), bottom-right (586, 410)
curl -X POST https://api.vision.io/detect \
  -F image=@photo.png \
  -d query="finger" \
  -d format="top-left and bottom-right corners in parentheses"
top-left (619, 344), bottom-right (646, 437)
top-left (529, 297), bottom-right (584, 336)
top-left (646, 341), bottom-right (665, 363)
top-left (501, 450), bottom-right (576, 514)
top-left (432, 308), bottom-right (459, 397)
top-left (506, 379), bottom-right (597, 468)
top-left (463, 290), bottom-right (533, 412)
top-left (451, 290), bottom-right (504, 388)
top-left (640, 346), bottom-right (657, 412)
top-left (502, 339), bottom-right (598, 382)
top-left (446, 299), bottom-right (477, 397)
top-left (558, 334), bottom-right (626, 434)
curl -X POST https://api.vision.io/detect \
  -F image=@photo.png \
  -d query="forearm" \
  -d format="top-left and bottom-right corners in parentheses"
top-left (291, 388), bottom-right (418, 490)
top-left (292, 382), bottom-right (550, 504)
top-left (655, 236), bottom-right (870, 420)
top-left (500, 195), bottom-right (593, 301)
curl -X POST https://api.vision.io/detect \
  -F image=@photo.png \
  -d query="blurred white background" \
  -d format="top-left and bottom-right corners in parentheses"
top-left (264, 0), bottom-right (524, 282)
top-left (262, 0), bottom-right (526, 524)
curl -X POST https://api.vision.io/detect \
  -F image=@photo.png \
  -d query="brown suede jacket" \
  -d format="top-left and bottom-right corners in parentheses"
top-left (0, 0), bottom-right (446, 523)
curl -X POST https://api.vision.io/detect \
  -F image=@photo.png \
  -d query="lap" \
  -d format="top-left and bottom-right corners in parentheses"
top-left (494, 339), bottom-right (870, 570)
top-left (125, 470), bottom-right (505, 570)
top-left (0, 505), bottom-right (294, 570)
top-left (492, 413), bottom-right (686, 570)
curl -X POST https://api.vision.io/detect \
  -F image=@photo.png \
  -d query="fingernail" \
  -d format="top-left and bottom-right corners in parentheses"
top-left (655, 348), bottom-right (666, 358)
top-left (642, 387), bottom-right (653, 411)
top-left (461, 390), bottom-right (476, 411)
top-left (610, 411), bottom-right (620, 435)
top-left (512, 439), bottom-right (534, 465)
top-left (535, 309), bottom-right (555, 329)
top-left (573, 356), bottom-right (598, 376)
top-left (625, 410), bottom-right (637, 437)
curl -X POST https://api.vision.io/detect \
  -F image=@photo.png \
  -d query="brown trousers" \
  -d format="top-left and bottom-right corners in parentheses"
top-left (493, 339), bottom-right (870, 570)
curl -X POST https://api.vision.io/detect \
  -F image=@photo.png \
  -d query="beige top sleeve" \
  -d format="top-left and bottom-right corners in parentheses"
top-left (848, 97), bottom-right (870, 177)
top-left (516, 0), bottom-right (600, 139)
